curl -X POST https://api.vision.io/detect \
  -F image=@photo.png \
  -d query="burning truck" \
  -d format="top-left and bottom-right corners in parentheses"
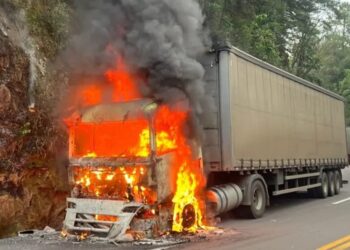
top-left (61, 0), bottom-right (348, 243)
top-left (62, 58), bottom-right (207, 239)
top-left (60, 0), bottom-right (213, 240)
top-left (62, 46), bottom-right (349, 241)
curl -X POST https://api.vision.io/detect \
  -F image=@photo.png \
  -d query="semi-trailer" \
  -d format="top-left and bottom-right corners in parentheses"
top-left (63, 46), bottom-right (348, 238)
top-left (202, 46), bottom-right (348, 218)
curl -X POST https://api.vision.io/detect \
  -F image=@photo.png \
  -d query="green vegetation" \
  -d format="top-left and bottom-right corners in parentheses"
top-left (200, 0), bottom-right (350, 124)
top-left (6, 0), bottom-right (72, 58)
top-left (26, 0), bottom-right (71, 58)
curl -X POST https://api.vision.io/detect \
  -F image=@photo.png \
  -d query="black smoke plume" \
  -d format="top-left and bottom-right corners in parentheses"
top-left (62, 0), bottom-right (213, 143)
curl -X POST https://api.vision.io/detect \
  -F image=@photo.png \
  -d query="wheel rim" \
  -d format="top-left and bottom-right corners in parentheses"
top-left (253, 188), bottom-right (263, 210)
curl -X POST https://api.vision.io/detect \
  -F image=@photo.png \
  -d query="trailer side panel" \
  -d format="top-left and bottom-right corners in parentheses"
top-left (203, 48), bottom-right (348, 171)
top-left (231, 52), bottom-right (347, 169)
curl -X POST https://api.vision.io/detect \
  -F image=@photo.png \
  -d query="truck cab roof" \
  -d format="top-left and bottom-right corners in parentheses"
top-left (81, 99), bottom-right (155, 123)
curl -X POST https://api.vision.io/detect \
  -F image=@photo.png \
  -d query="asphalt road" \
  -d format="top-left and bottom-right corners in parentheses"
top-left (0, 168), bottom-right (349, 250)
top-left (183, 167), bottom-right (350, 250)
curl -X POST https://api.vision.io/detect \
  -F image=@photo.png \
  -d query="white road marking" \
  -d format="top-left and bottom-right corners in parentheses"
top-left (332, 197), bottom-right (350, 205)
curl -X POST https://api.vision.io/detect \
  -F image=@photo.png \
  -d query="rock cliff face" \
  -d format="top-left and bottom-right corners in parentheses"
top-left (0, 16), bottom-right (30, 166)
top-left (0, 5), bottom-right (67, 238)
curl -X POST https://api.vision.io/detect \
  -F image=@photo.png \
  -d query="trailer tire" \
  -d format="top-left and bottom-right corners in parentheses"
top-left (315, 172), bottom-right (329, 198)
top-left (334, 170), bottom-right (341, 195)
top-left (327, 171), bottom-right (335, 197)
top-left (236, 180), bottom-right (266, 219)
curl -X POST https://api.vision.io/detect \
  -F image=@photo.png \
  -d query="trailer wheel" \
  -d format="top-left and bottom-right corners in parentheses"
top-left (315, 172), bottom-right (329, 198)
top-left (236, 180), bottom-right (266, 219)
top-left (334, 170), bottom-right (341, 195)
top-left (327, 171), bottom-right (335, 197)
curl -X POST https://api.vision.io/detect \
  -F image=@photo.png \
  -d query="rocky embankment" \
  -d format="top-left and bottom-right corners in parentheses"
top-left (0, 4), bottom-right (67, 238)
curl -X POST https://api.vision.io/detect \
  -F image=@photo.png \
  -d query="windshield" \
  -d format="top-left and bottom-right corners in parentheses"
top-left (71, 119), bottom-right (151, 158)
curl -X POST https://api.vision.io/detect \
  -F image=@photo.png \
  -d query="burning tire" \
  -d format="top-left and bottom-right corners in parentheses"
top-left (236, 180), bottom-right (266, 219)
top-left (181, 204), bottom-right (196, 230)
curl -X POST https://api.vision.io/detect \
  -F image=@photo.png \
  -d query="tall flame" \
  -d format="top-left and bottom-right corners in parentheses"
top-left (172, 164), bottom-right (203, 232)
top-left (105, 56), bottom-right (141, 102)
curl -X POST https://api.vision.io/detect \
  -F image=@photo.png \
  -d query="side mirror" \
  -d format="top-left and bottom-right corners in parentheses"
top-left (143, 102), bottom-right (158, 114)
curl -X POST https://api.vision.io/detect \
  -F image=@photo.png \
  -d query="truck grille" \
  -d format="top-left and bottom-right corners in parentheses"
top-left (63, 198), bottom-right (144, 240)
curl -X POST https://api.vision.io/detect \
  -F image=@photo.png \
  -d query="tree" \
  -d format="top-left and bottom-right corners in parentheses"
top-left (338, 70), bottom-right (350, 125)
top-left (248, 14), bottom-right (281, 65)
top-left (199, 0), bottom-right (334, 77)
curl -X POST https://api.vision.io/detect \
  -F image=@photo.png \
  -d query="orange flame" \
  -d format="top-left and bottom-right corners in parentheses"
top-left (74, 166), bottom-right (156, 203)
top-left (77, 232), bottom-right (89, 241)
top-left (65, 56), bottom-right (206, 233)
top-left (172, 164), bottom-right (203, 232)
top-left (81, 84), bottom-right (102, 106)
top-left (154, 106), bottom-right (205, 232)
top-left (95, 215), bottom-right (118, 222)
top-left (105, 56), bottom-right (141, 102)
